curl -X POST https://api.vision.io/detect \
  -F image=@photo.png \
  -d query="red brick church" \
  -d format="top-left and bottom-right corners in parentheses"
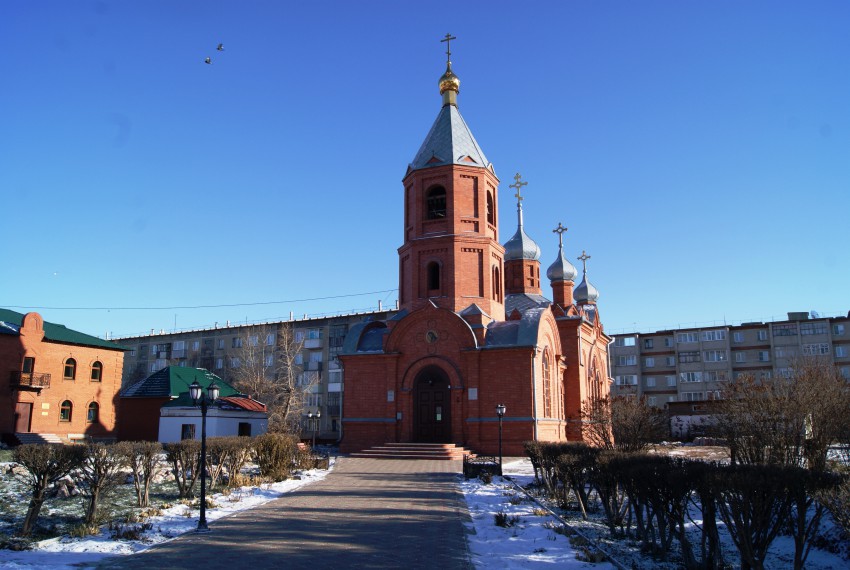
top-left (339, 43), bottom-right (612, 456)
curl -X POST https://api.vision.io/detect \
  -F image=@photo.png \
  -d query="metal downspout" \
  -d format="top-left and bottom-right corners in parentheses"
top-left (532, 346), bottom-right (539, 440)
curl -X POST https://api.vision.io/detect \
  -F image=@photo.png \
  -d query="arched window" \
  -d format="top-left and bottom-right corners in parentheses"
top-left (90, 361), bottom-right (103, 382)
top-left (427, 262), bottom-right (441, 292)
top-left (486, 191), bottom-right (494, 225)
top-left (425, 186), bottom-right (446, 219)
top-left (492, 265), bottom-right (502, 302)
top-left (87, 402), bottom-right (99, 424)
top-left (542, 349), bottom-right (552, 417)
top-left (60, 400), bottom-right (72, 422)
top-left (63, 358), bottom-right (77, 380)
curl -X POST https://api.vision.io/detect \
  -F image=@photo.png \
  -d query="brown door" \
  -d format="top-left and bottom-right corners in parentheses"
top-left (15, 402), bottom-right (32, 433)
top-left (414, 368), bottom-right (451, 442)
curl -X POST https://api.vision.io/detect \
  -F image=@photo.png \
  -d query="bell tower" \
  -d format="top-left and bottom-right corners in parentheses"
top-left (398, 35), bottom-right (505, 320)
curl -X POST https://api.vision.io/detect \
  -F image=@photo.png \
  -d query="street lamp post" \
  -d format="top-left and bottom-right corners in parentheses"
top-left (307, 410), bottom-right (321, 449)
top-left (496, 403), bottom-right (506, 476)
top-left (189, 379), bottom-right (219, 533)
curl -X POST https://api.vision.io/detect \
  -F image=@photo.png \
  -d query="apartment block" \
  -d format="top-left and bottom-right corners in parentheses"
top-left (114, 308), bottom-right (399, 441)
top-left (609, 311), bottom-right (850, 406)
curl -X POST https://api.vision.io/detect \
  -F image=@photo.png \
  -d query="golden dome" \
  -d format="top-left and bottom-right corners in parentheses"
top-left (439, 63), bottom-right (460, 94)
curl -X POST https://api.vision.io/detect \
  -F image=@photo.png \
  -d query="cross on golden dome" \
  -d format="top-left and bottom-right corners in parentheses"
top-left (441, 33), bottom-right (456, 64)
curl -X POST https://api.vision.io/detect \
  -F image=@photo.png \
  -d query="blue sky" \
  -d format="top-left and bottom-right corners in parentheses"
top-left (2, 1), bottom-right (848, 339)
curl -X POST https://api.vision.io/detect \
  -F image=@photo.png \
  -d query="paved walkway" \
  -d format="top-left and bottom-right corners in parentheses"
top-left (96, 457), bottom-right (473, 569)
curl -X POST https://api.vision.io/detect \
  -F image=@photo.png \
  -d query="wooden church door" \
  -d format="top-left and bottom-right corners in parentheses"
top-left (413, 368), bottom-right (451, 443)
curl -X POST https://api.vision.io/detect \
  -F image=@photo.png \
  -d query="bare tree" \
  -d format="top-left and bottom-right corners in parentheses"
top-left (579, 395), bottom-right (667, 452)
top-left (114, 440), bottom-right (163, 507)
top-left (13, 444), bottom-right (86, 535)
top-left (228, 323), bottom-right (312, 433)
top-left (715, 357), bottom-right (850, 470)
top-left (77, 443), bottom-right (126, 525)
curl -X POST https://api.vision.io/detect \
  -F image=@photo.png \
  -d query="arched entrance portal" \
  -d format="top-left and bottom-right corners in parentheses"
top-left (413, 366), bottom-right (451, 443)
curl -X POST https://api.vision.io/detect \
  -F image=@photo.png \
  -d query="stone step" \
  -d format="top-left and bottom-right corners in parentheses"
top-left (350, 442), bottom-right (473, 460)
top-left (15, 433), bottom-right (64, 445)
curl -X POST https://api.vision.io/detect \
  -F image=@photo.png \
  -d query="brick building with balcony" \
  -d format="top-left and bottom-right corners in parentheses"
top-left (0, 309), bottom-right (126, 444)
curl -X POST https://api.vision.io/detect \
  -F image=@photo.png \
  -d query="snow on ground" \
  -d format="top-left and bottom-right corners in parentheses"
top-left (0, 463), bottom-right (332, 569)
top-left (463, 459), bottom-right (613, 569)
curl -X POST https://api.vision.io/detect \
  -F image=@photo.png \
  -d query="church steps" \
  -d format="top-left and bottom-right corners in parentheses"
top-left (349, 443), bottom-right (473, 460)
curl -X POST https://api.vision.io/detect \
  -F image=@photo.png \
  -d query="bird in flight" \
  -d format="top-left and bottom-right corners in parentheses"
top-left (204, 57), bottom-right (211, 64)
top-left (217, 43), bottom-right (224, 51)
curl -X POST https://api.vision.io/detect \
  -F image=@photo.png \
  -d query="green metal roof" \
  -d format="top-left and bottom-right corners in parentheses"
top-left (121, 366), bottom-right (240, 401)
top-left (0, 308), bottom-right (127, 351)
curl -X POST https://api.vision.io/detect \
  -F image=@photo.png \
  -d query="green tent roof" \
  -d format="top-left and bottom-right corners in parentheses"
top-left (121, 366), bottom-right (240, 401)
top-left (0, 308), bottom-right (127, 351)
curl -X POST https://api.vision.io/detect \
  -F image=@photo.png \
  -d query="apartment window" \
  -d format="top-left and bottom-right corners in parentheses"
top-left (777, 367), bottom-right (793, 379)
top-left (802, 343), bottom-right (830, 356)
top-left (647, 396), bottom-right (658, 407)
top-left (616, 355), bottom-right (637, 366)
top-left (758, 330), bottom-right (768, 341)
top-left (664, 338), bottom-right (673, 348)
top-left (677, 332), bottom-right (698, 344)
top-left (644, 338), bottom-right (654, 349)
top-left (310, 351), bottom-right (323, 363)
top-left (836, 345), bottom-right (849, 358)
top-left (230, 357), bottom-right (241, 368)
top-left (138, 344), bottom-right (148, 355)
top-left (680, 372), bottom-right (703, 383)
top-left (63, 358), bottom-right (77, 380)
top-left (704, 371), bottom-right (728, 382)
top-left (645, 377), bottom-right (657, 388)
top-left (833, 324), bottom-right (846, 336)
top-left (759, 370), bottom-right (773, 381)
top-left (308, 329), bottom-right (323, 340)
top-left (87, 402), bottom-right (99, 423)
top-left (644, 357), bottom-right (655, 368)
top-left (60, 400), bottom-right (72, 422)
top-left (249, 335), bottom-right (259, 346)
top-left (264, 354), bottom-right (274, 367)
top-left (615, 375), bottom-right (637, 386)
top-left (682, 392), bottom-right (705, 402)
top-left (840, 367), bottom-right (850, 380)
top-left (701, 330), bottom-right (727, 342)
top-left (90, 361), bottom-right (103, 381)
top-left (217, 339), bottom-right (225, 350)
top-left (215, 358), bottom-right (223, 370)
top-left (679, 351), bottom-right (701, 364)
top-left (181, 424), bottom-right (196, 440)
top-left (150, 363), bottom-right (158, 373)
top-left (232, 337), bottom-right (243, 348)
top-left (266, 333), bottom-right (275, 346)
top-left (758, 350), bottom-right (770, 362)
top-left (192, 340), bottom-right (200, 351)
top-left (151, 345), bottom-right (158, 355)
top-left (173, 341), bottom-right (185, 351)
top-left (295, 330), bottom-right (306, 342)
top-left (800, 323), bottom-right (827, 336)
top-left (295, 353), bottom-right (304, 365)
top-left (128, 349), bottom-right (136, 357)
top-left (733, 332), bottom-right (744, 343)
top-left (735, 352), bottom-right (746, 363)
top-left (666, 375), bottom-right (677, 387)
top-left (668, 395), bottom-right (677, 403)
top-left (615, 336), bottom-right (636, 347)
top-left (775, 347), bottom-right (796, 358)
top-left (773, 323), bottom-right (798, 337)
top-left (703, 350), bottom-right (727, 362)
top-left (665, 356), bottom-right (676, 367)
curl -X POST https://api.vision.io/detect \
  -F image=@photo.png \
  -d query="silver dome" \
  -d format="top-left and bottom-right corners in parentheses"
top-left (574, 274), bottom-right (600, 304)
top-left (546, 246), bottom-right (578, 282)
top-left (504, 226), bottom-right (541, 261)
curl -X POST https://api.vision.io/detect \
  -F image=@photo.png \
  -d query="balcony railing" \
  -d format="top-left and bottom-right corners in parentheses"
top-left (10, 372), bottom-right (51, 388)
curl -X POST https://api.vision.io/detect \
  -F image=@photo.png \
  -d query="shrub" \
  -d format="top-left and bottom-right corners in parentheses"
top-left (253, 433), bottom-right (301, 481)
top-left (113, 441), bottom-right (162, 507)
top-left (494, 511), bottom-right (520, 528)
top-left (163, 439), bottom-right (201, 498)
